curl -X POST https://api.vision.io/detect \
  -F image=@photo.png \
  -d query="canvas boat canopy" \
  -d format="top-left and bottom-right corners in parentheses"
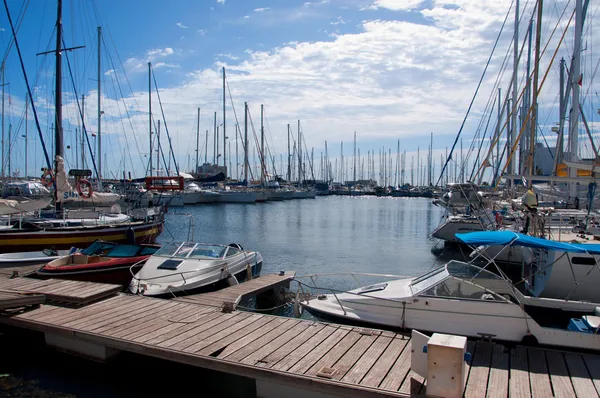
top-left (455, 231), bottom-right (600, 255)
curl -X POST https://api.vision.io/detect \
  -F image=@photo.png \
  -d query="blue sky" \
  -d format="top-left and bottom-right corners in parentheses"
top-left (0, 0), bottom-right (596, 183)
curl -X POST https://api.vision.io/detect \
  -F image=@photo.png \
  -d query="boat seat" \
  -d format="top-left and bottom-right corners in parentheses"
top-left (582, 315), bottom-right (600, 330)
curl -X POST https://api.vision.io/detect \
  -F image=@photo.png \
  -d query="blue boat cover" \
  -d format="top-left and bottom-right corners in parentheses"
top-left (455, 230), bottom-right (600, 255)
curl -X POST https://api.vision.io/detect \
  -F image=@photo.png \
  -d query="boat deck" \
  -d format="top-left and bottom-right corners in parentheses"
top-left (1, 287), bottom-right (600, 397)
top-left (174, 271), bottom-right (296, 308)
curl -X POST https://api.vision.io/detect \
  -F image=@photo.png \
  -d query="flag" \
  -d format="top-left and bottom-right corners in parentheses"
top-left (91, 132), bottom-right (96, 137)
top-left (578, 74), bottom-right (583, 86)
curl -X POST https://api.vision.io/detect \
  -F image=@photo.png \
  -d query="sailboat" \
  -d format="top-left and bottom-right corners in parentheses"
top-left (0, 0), bottom-right (164, 253)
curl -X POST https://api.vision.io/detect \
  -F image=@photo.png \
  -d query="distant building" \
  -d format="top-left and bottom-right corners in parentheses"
top-left (196, 163), bottom-right (227, 179)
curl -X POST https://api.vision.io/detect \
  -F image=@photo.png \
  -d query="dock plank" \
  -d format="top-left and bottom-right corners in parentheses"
top-left (546, 350), bottom-right (575, 398)
top-left (360, 335), bottom-right (408, 388)
top-left (565, 353), bottom-right (599, 398)
top-left (146, 310), bottom-right (227, 347)
top-left (304, 329), bottom-right (362, 377)
top-left (342, 334), bottom-right (392, 385)
top-left (509, 346), bottom-right (531, 398)
top-left (527, 348), bottom-right (552, 398)
top-left (196, 315), bottom-right (277, 357)
top-left (0, 290), bottom-right (45, 309)
top-left (166, 312), bottom-right (248, 350)
top-left (134, 306), bottom-right (218, 344)
top-left (486, 344), bottom-right (509, 398)
top-left (269, 325), bottom-right (339, 372)
top-left (173, 312), bottom-right (255, 352)
top-left (117, 302), bottom-right (199, 340)
top-left (288, 326), bottom-right (352, 374)
top-left (217, 318), bottom-right (299, 361)
top-left (583, 355), bottom-right (600, 396)
top-left (378, 339), bottom-right (412, 392)
top-left (464, 342), bottom-right (493, 398)
top-left (101, 300), bottom-right (185, 337)
top-left (59, 296), bottom-right (152, 328)
top-left (173, 272), bottom-right (296, 308)
top-left (236, 321), bottom-right (315, 365)
top-left (255, 322), bottom-right (326, 368)
top-left (331, 333), bottom-right (379, 382)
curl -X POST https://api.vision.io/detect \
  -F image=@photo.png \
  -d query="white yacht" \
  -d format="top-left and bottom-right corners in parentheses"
top-left (300, 258), bottom-right (600, 352)
top-left (129, 241), bottom-right (263, 296)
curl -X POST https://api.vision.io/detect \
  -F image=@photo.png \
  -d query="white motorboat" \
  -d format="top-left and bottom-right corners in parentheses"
top-left (185, 182), bottom-right (221, 203)
top-left (129, 241), bottom-right (263, 296)
top-left (0, 248), bottom-right (71, 267)
top-left (153, 192), bottom-right (184, 207)
top-left (300, 259), bottom-right (600, 352)
top-left (182, 191), bottom-right (201, 204)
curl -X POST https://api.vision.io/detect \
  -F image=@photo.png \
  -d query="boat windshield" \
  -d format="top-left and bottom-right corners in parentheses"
top-left (153, 242), bottom-right (227, 259)
top-left (81, 241), bottom-right (117, 256)
top-left (410, 266), bottom-right (449, 295)
top-left (189, 244), bottom-right (226, 259)
top-left (153, 242), bottom-right (185, 257)
top-left (445, 260), bottom-right (504, 281)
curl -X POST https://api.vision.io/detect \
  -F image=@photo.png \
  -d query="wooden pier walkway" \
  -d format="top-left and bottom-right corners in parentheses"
top-left (174, 271), bottom-right (296, 308)
top-left (1, 288), bottom-right (600, 397)
top-left (0, 277), bottom-right (121, 305)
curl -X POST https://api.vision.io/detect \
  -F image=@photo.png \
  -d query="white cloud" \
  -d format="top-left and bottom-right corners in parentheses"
top-left (330, 16), bottom-right (347, 25)
top-left (365, 0), bottom-right (424, 11)
top-left (176, 22), bottom-right (189, 29)
top-left (303, 0), bottom-right (330, 7)
top-left (147, 47), bottom-right (174, 57)
top-left (197, 29), bottom-right (206, 35)
top-left (216, 0), bottom-right (225, 4)
top-left (59, 0), bottom-right (590, 178)
top-left (154, 62), bottom-right (179, 69)
top-left (254, 7), bottom-right (271, 12)
top-left (104, 69), bottom-right (115, 76)
top-left (243, 15), bottom-right (250, 19)
top-left (0, 27), bottom-right (5, 32)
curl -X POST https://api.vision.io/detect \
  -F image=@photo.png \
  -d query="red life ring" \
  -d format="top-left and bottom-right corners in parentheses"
top-left (41, 169), bottom-right (55, 188)
top-left (76, 179), bottom-right (94, 199)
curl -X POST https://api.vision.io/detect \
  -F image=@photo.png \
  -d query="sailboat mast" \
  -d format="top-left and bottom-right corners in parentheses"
top-left (24, 93), bottom-right (27, 177)
top-left (244, 102), bottom-right (248, 183)
top-left (156, 120), bottom-right (160, 176)
top-left (195, 108), bottom-right (200, 173)
top-left (213, 112), bottom-right (217, 164)
top-left (353, 132), bottom-right (356, 184)
top-left (148, 62), bottom-right (152, 177)
top-left (260, 104), bottom-right (264, 184)
top-left (287, 124), bottom-right (291, 181)
top-left (97, 26), bottom-right (102, 182)
top-left (81, 95), bottom-right (85, 168)
top-left (568, 0), bottom-right (583, 198)
top-left (527, 0), bottom-right (543, 187)
top-left (55, 0), bottom-right (63, 162)
top-left (297, 120), bottom-right (301, 185)
top-left (222, 67), bottom-right (226, 173)
top-left (508, 0), bottom-right (519, 184)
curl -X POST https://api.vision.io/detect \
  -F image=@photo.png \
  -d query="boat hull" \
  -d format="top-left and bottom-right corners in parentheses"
top-left (0, 220), bottom-right (163, 253)
top-left (37, 262), bottom-right (145, 287)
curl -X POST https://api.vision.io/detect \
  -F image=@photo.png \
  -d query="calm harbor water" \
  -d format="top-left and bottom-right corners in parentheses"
top-left (0, 196), bottom-right (446, 397)
top-left (161, 196), bottom-right (446, 278)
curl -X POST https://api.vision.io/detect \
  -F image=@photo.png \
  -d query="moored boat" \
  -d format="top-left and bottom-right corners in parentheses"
top-left (129, 241), bottom-right (263, 296)
top-left (37, 240), bottom-right (160, 286)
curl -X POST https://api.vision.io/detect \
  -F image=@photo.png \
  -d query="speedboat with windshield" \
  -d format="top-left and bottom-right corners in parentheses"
top-left (128, 241), bottom-right (263, 297)
top-left (299, 232), bottom-right (600, 352)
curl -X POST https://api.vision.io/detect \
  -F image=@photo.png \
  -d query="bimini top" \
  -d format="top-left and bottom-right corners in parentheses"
top-left (455, 230), bottom-right (600, 255)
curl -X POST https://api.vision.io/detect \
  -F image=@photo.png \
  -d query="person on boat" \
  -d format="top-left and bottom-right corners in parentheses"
top-left (521, 189), bottom-right (538, 234)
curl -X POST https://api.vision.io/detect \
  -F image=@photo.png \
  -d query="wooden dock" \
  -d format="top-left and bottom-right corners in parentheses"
top-left (0, 276), bottom-right (121, 305)
top-left (2, 288), bottom-right (600, 397)
top-left (174, 271), bottom-right (296, 308)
